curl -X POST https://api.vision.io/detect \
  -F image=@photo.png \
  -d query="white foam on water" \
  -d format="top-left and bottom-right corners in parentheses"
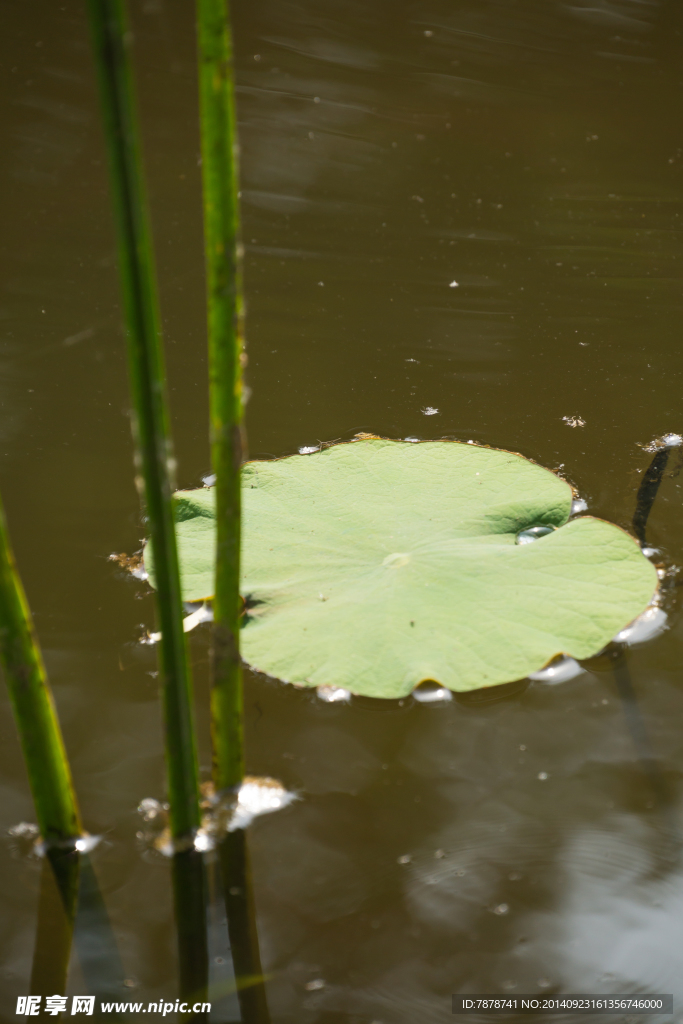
top-left (228, 777), bottom-right (298, 832)
top-left (529, 656), bottom-right (585, 685)
top-left (613, 605), bottom-right (667, 645)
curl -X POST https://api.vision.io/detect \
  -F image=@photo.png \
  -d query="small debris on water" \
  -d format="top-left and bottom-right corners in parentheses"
top-left (434, 849), bottom-right (446, 859)
top-left (109, 550), bottom-right (148, 581)
top-left (316, 685), bottom-right (351, 703)
top-left (299, 445), bottom-right (320, 454)
top-left (492, 903), bottom-right (509, 915)
top-left (7, 822), bottom-right (42, 860)
top-left (449, 280), bottom-right (459, 288)
top-left (537, 772), bottom-right (548, 780)
top-left (228, 777), bottom-right (298, 831)
top-left (404, 436), bottom-right (420, 442)
top-left (305, 979), bottom-right (325, 991)
top-left (138, 798), bottom-right (166, 822)
top-left (202, 473), bottom-right (216, 487)
top-left (422, 406), bottom-right (439, 416)
top-left (638, 432), bottom-right (683, 452)
top-left (397, 854), bottom-right (412, 864)
top-left (571, 497), bottom-right (588, 514)
top-left (562, 415), bottom-right (586, 428)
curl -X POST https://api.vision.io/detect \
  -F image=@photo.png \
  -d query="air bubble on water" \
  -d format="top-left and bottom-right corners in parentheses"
top-left (492, 903), bottom-right (509, 915)
top-left (317, 685), bottom-right (351, 703)
top-left (412, 681), bottom-right (452, 703)
top-left (449, 280), bottom-right (459, 288)
top-left (516, 525), bottom-right (556, 545)
top-left (422, 406), bottom-right (439, 416)
top-left (404, 436), bottom-right (420, 443)
top-left (613, 605), bottom-right (667, 645)
top-left (571, 497), bottom-right (588, 514)
top-left (202, 473), bottom-right (216, 487)
top-left (529, 655), bottom-right (584, 685)
top-left (228, 777), bottom-right (298, 832)
top-left (299, 445), bottom-right (320, 454)
top-left (397, 854), bottom-right (412, 864)
top-left (305, 979), bottom-right (325, 991)
top-left (537, 772), bottom-right (548, 780)
top-left (642, 546), bottom-right (660, 558)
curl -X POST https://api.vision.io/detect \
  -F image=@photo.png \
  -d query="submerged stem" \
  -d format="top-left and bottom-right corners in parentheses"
top-left (633, 448), bottom-right (670, 547)
top-left (30, 849), bottom-right (80, 999)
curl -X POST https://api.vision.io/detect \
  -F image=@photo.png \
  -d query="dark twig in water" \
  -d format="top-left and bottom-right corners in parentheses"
top-left (632, 447), bottom-right (670, 546)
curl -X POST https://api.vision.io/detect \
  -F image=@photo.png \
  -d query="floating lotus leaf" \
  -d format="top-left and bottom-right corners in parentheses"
top-left (145, 439), bottom-right (657, 698)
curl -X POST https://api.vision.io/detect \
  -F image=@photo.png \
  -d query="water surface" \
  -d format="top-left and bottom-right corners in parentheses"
top-left (2, 0), bottom-right (683, 1020)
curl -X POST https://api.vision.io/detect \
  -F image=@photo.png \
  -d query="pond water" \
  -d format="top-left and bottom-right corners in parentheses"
top-left (2, 0), bottom-right (683, 1020)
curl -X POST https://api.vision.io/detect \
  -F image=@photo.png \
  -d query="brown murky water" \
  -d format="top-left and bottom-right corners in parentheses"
top-left (3, 0), bottom-right (683, 1020)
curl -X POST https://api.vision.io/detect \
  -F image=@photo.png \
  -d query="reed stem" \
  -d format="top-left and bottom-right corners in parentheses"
top-left (197, 6), bottom-right (270, 1019)
top-left (0, 492), bottom-right (81, 847)
top-left (86, 0), bottom-right (208, 1008)
top-left (86, 0), bottom-right (201, 846)
top-left (197, 0), bottom-right (245, 794)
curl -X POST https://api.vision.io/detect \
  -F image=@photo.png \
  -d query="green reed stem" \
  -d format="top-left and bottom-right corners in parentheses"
top-left (0, 492), bottom-right (81, 847)
top-left (197, 8), bottom-right (270, 1020)
top-left (86, 0), bottom-right (201, 844)
top-left (197, 0), bottom-right (245, 794)
top-left (87, 2), bottom-right (208, 1008)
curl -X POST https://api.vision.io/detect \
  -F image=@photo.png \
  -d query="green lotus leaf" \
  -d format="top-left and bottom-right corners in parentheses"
top-left (144, 438), bottom-right (657, 698)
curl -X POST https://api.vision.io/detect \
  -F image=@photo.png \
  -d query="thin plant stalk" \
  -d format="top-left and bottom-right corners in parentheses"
top-left (86, 0), bottom-right (208, 1012)
top-left (0, 493), bottom-right (81, 847)
top-left (86, 0), bottom-right (201, 843)
top-left (197, 4), bottom-right (270, 1019)
top-left (0, 489), bottom-right (82, 990)
top-left (197, 0), bottom-right (245, 794)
